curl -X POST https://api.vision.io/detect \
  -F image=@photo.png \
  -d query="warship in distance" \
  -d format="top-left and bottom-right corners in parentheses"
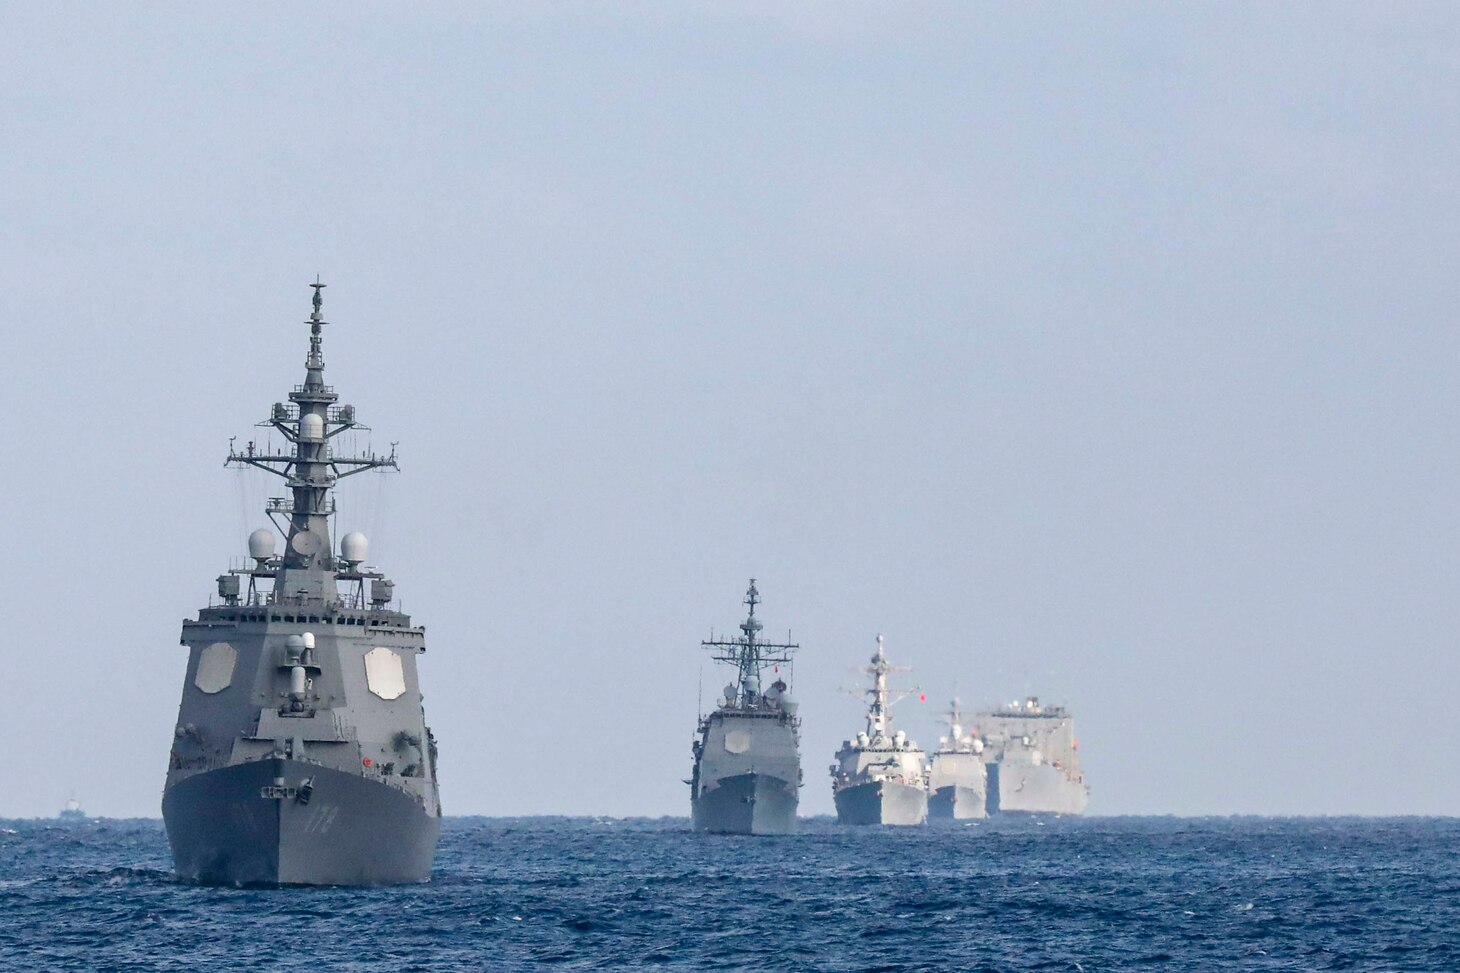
top-left (977, 696), bottom-right (1087, 815)
top-left (830, 635), bottom-right (928, 826)
top-left (689, 580), bottom-right (802, 835)
top-left (927, 698), bottom-right (987, 820)
top-left (162, 282), bottom-right (441, 885)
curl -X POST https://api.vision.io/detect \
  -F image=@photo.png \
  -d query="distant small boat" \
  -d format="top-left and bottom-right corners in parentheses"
top-left (58, 798), bottom-right (86, 822)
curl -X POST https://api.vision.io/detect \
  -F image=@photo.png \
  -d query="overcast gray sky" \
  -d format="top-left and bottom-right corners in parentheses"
top-left (3, 3), bottom-right (1459, 818)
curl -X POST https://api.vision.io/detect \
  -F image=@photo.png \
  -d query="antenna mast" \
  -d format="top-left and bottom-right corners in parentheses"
top-left (700, 579), bottom-right (798, 708)
top-left (857, 634), bottom-right (916, 737)
top-left (224, 281), bottom-right (399, 604)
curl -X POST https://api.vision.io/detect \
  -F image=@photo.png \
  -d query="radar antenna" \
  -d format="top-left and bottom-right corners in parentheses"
top-left (848, 634), bottom-right (920, 738)
top-left (700, 579), bottom-right (798, 709)
top-left (223, 281), bottom-right (399, 603)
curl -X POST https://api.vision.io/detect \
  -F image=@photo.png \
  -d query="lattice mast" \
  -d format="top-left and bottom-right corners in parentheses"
top-left (225, 281), bottom-right (397, 603)
top-left (858, 635), bottom-right (915, 737)
top-left (701, 580), bottom-right (798, 708)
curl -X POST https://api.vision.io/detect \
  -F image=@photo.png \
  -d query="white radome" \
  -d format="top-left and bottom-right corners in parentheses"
top-left (248, 528), bottom-right (275, 561)
top-left (299, 413), bottom-right (325, 440)
top-left (340, 532), bottom-right (369, 565)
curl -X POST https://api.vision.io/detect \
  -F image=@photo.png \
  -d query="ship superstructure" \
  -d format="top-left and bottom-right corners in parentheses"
top-left (830, 635), bottom-right (927, 826)
top-left (927, 698), bottom-right (987, 820)
top-left (689, 580), bottom-right (801, 835)
top-left (162, 282), bottom-right (441, 885)
top-left (976, 696), bottom-right (1087, 815)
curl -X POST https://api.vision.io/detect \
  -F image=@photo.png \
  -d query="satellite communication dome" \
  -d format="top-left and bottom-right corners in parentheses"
top-left (248, 528), bottom-right (275, 562)
top-left (299, 413), bottom-right (325, 441)
top-left (285, 634), bottom-right (306, 662)
top-left (340, 532), bottom-right (369, 566)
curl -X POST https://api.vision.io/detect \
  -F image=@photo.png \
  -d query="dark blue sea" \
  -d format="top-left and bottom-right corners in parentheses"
top-left (2, 816), bottom-right (1456, 971)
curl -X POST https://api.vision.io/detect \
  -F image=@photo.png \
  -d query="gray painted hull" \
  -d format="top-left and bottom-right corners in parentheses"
top-left (163, 757), bottom-right (439, 886)
top-left (692, 772), bottom-right (797, 835)
top-left (928, 784), bottom-right (986, 820)
top-left (834, 780), bottom-right (927, 826)
top-left (994, 762), bottom-right (1088, 816)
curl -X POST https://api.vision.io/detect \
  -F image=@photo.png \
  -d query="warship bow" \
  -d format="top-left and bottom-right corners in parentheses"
top-left (830, 635), bottom-right (928, 826)
top-left (927, 697), bottom-right (988, 820)
top-left (162, 282), bottom-right (441, 885)
top-left (689, 580), bottom-right (802, 835)
top-left (976, 696), bottom-right (1088, 816)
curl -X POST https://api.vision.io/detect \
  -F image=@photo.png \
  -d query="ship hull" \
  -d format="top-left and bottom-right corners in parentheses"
top-left (928, 784), bottom-right (987, 820)
top-left (163, 757), bottom-right (440, 886)
top-left (692, 772), bottom-right (797, 835)
top-left (834, 780), bottom-right (927, 826)
top-left (992, 762), bottom-right (1087, 816)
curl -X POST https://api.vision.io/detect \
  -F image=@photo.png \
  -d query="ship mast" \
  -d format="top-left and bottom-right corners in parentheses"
top-left (226, 281), bottom-right (398, 604)
top-left (945, 697), bottom-right (963, 738)
top-left (859, 634), bottom-right (914, 738)
top-left (701, 579), bottom-right (798, 709)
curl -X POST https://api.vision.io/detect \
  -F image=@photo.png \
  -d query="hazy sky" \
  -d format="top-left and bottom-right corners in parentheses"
top-left (3, 4), bottom-right (1459, 818)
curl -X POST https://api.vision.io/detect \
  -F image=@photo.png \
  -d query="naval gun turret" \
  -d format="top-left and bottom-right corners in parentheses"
top-left (688, 580), bottom-right (802, 835)
top-left (162, 282), bottom-right (442, 885)
top-left (830, 635), bottom-right (928, 826)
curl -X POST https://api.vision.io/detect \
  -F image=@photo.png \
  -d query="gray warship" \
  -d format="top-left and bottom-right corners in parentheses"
top-left (830, 635), bottom-right (928, 826)
top-left (689, 580), bottom-right (801, 835)
top-left (977, 696), bottom-right (1087, 815)
top-left (927, 698), bottom-right (987, 820)
top-left (162, 282), bottom-right (441, 885)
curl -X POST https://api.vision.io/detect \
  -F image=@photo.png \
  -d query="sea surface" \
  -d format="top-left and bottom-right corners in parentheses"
top-left (0, 816), bottom-right (1456, 972)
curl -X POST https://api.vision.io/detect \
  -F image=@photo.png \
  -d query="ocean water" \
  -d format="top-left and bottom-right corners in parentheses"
top-left (1, 816), bottom-right (1456, 972)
